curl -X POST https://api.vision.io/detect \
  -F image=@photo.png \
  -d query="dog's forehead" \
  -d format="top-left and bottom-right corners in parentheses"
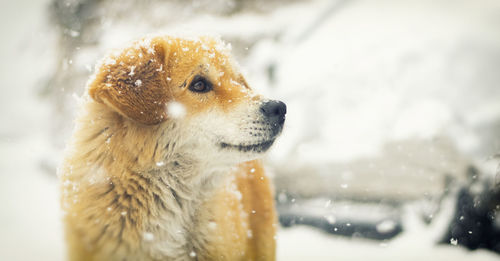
top-left (167, 37), bottom-right (238, 76)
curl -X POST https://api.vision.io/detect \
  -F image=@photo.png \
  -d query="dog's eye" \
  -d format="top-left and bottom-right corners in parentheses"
top-left (188, 76), bottom-right (212, 93)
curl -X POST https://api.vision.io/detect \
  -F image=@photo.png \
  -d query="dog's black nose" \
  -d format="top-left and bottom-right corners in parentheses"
top-left (260, 100), bottom-right (286, 125)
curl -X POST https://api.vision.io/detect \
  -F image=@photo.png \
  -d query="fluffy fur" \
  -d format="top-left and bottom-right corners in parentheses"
top-left (59, 36), bottom-right (284, 261)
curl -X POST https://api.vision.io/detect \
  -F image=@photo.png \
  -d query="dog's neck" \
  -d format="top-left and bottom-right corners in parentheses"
top-left (140, 159), bottom-right (227, 259)
top-left (146, 151), bottom-right (229, 212)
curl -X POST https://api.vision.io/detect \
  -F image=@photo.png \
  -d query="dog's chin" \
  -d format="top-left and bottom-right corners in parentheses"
top-left (219, 139), bottom-right (276, 154)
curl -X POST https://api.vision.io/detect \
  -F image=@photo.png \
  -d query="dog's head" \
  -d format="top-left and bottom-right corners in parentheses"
top-left (88, 36), bottom-right (286, 165)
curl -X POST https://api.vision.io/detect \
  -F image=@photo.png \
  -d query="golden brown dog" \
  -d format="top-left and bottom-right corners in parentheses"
top-left (59, 35), bottom-right (286, 261)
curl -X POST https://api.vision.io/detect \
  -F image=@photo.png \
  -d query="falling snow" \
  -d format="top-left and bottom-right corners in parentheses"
top-left (128, 66), bottom-right (136, 76)
top-left (156, 161), bottom-right (165, 167)
top-left (208, 222), bottom-right (217, 230)
top-left (247, 229), bottom-right (253, 238)
top-left (324, 215), bottom-right (336, 224)
top-left (166, 101), bottom-right (186, 119)
top-left (375, 220), bottom-right (397, 234)
top-left (143, 232), bottom-right (154, 241)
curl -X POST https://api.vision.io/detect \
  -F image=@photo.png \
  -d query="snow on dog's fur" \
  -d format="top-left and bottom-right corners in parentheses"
top-left (59, 35), bottom-right (286, 261)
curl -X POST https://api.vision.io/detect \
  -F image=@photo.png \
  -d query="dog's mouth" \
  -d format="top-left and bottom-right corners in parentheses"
top-left (219, 139), bottom-right (275, 153)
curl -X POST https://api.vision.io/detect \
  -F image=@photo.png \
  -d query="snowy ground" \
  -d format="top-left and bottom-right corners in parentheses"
top-left (1, 0), bottom-right (500, 260)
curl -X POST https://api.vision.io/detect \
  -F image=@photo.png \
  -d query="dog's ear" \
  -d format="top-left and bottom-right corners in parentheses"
top-left (88, 38), bottom-right (170, 125)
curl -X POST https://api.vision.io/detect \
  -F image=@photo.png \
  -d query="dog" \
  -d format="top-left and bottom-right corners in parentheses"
top-left (59, 35), bottom-right (286, 261)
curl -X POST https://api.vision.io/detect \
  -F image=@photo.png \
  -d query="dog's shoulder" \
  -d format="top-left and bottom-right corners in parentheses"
top-left (199, 160), bottom-right (277, 260)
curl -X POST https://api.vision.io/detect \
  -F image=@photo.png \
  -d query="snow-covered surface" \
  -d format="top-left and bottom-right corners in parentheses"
top-left (1, 0), bottom-right (500, 260)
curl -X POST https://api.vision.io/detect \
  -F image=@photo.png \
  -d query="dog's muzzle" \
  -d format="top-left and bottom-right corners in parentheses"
top-left (218, 100), bottom-right (286, 153)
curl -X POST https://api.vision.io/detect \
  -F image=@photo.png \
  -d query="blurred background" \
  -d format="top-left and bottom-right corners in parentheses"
top-left (1, 0), bottom-right (500, 260)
